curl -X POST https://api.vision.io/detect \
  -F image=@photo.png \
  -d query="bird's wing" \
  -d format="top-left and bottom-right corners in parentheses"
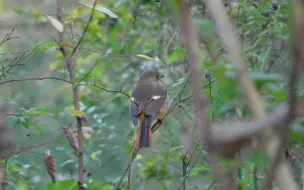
top-left (143, 82), bottom-right (167, 116)
top-left (130, 81), bottom-right (167, 125)
top-left (130, 97), bottom-right (141, 126)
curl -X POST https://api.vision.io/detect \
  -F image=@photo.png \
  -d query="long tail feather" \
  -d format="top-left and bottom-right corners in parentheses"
top-left (135, 113), bottom-right (151, 149)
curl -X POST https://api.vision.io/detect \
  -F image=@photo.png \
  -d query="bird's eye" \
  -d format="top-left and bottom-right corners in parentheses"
top-left (157, 74), bottom-right (164, 79)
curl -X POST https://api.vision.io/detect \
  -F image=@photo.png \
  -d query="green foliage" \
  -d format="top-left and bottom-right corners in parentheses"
top-left (0, 0), bottom-right (301, 189)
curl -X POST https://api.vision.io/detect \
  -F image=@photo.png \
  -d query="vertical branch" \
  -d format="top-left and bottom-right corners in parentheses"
top-left (0, 106), bottom-right (15, 190)
top-left (175, 0), bottom-right (234, 189)
top-left (56, 0), bottom-right (96, 188)
top-left (263, 0), bottom-right (304, 189)
top-left (115, 148), bottom-right (139, 190)
top-left (206, 0), bottom-right (298, 189)
top-left (181, 156), bottom-right (187, 190)
top-left (0, 163), bottom-right (3, 190)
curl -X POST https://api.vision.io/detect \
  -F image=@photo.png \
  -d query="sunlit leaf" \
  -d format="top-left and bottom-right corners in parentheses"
top-left (91, 150), bottom-right (102, 160)
top-left (12, 8), bottom-right (26, 15)
top-left (31, 8), bottom-right (42, 19)
top-left (47, 179), bottom-right (76, 189)
top-left (168, 51), bottom-right (183, 64)
top-left (57, 84), bottom-right (71, 94)
top-left (71, 110), bottom-right (86, 117)
top-left (49, 61), bottom-right (59, 71)
top-left (102, 184), bottom-right (113, 190)
top-left (34, 41), bottom-right (58, 54)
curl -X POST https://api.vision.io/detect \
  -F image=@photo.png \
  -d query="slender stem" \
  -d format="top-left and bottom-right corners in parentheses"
top-left (56, 0), bottom-right (98, 188)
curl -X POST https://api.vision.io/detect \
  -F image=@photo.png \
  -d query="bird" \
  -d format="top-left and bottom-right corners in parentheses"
top-left (130, 70), bottom-right (168, 149)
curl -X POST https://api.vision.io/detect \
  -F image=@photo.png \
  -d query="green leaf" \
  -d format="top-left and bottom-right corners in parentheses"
top-left (33, 124), bottom-right (44, 135)
top-left (12, 8), bottom-right (25, 15)
top-left (194, 19), bottom-right (214, 41)
top-left (225, 71), bottom-right (283, 89)
top-left (34, 41), bottom-right (58, 54)
top-left (290, 130), bottom-right (304, 143)
top-left (251, 72), bottom-right (283, 84)
top-left (102, 184), bottom-right (114, 190)
top-left (31, 7), bottom-right (43, 19)
top-left (46, 180), bottom-right (77, 190)
top-left (167, 51), bottom-right (184, 64)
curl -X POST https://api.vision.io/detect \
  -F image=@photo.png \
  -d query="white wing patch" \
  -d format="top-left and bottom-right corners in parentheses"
top-left (130, 97), bottom-right (135, 101)
top-left (152, 95), bottom-right (161, 100)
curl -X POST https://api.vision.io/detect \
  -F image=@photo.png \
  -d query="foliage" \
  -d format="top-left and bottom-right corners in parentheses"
top-left (0, 0), bottom-right (303, 189)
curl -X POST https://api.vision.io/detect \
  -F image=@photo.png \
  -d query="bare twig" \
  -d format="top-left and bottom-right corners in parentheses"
top-left (206, 0), bottom-right (298, 189)
top-left (86, 84), bottom-right (130, 98)
top-left (1, 137), bottom-right (64, 159)
top-left (115, 146), bottom-right (139, 190)
top-left (0, 28), bottom-right (18, 46)
top-left (76, 61), bottom-right (98, 86)
top-left (67, 1), bottom-right (96, 62)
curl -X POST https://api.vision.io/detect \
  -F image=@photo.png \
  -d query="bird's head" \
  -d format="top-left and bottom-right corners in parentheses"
top-left (138, 70), bottom-right (164, 81)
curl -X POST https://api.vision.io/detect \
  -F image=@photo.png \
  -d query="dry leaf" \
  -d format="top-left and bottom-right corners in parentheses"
top-left (79, 2), bottom-right (118, 18)
top-left (136, 54), bottom-right (160, 63)
top-left (62, 43), bottom-right (73, 48)
top-left (63, 125), bottom-right (94, 154)
top-left (44, 150), bottom-right (56, 183)
top-left (63, 125), bottom-right (79, 154)
top-left (46, 15), bottom-right (63, 33)
top-left (69, 126), bottom-right (94, 140)
top-left (81, 127), bottom-right (94, 139)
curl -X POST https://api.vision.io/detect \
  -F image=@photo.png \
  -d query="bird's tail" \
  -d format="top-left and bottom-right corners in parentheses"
top-left (135, 113), bottom-right (152, 149)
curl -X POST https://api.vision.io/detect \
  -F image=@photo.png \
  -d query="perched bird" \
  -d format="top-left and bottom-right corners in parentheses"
top-left (130, 70), bottom-right (168, 149)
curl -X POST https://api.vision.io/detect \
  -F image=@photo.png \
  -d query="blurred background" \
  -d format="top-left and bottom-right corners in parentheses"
top-left (0, 0), bottom-right (303, 189)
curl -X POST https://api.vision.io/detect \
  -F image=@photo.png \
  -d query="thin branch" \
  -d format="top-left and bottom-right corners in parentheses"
top-left (1, 137), bottom-right (64, 159)
top-left (0, 28), bottom-right (18, 46)
top-left (0, 77), bottom-right (71, 85)
top-left (56, 0), bottom-right (97, 188)
top-left (76, 61), bottom-right (98, 86)
top-left (0, 77), bottom-right (131, 100)
top-left (115, 146), bottom-right (139, 190)
top-left (87, 84), bottom-right (130, 98)
top-left (165, 28), bottom-right (179, 53)
top-left (67, 1), bottom-right (97, 63)
top-left (151, 78), bottom-right (215, 133)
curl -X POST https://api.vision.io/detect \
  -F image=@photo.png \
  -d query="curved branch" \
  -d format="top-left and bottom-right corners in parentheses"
top-left (0, 77), bottom-right (71, 85)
